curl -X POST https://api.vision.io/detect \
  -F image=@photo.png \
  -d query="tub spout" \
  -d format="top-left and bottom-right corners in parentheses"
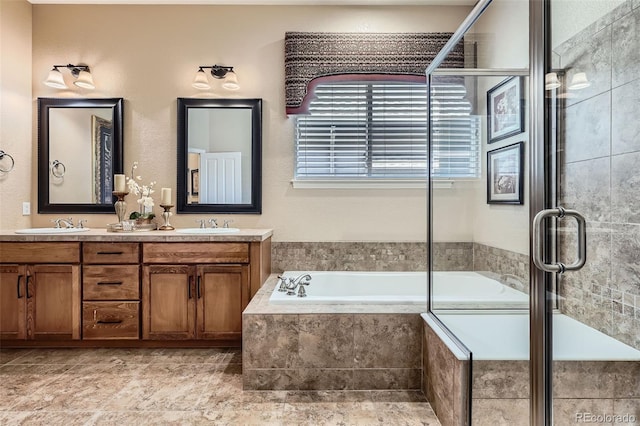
top-left (286, 273), bottom-right (312, 295)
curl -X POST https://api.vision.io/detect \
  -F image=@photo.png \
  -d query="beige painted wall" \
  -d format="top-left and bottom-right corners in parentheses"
top-left (25, 4), bottom-right (470, 241)
top-left (0, 0), bottom-right (32, 230)
top-left (472, 0), bottom-right (529, 255)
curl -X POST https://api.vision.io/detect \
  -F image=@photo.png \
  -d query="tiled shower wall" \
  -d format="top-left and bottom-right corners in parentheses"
top-left (556, 0), bottom-right (640, 351)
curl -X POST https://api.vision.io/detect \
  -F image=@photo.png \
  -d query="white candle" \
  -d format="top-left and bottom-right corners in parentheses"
top-left (114, 174), bottom-right (126, 192)
top-left (161, 187), bottom-right (171, 205)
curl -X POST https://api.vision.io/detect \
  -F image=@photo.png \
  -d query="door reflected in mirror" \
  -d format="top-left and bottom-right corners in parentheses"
top-left (38, 98), bottom-right (124, 214)
top-left (48, 108), bottom-right (114, 204)
top-left (177, 98), bottom-right (262, 214)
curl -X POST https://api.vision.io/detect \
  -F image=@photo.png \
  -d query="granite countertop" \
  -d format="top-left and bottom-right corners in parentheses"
top-left (244, 274), bottom-right (427, 315)
top-left (0, 228), bottom-right (273, 242)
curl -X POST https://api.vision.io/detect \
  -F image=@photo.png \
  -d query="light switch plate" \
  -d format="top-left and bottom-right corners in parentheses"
top-left (22, 202), bottom-right (30, 215)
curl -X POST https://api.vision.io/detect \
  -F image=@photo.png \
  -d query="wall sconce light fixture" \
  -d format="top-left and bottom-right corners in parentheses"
top-left (192, 65), bottom-right (240, 91)
top-left (545, 70), bottom-right (591, 91)
top-left (544, 72), bottom-right (561, 90)
top-left (44, 64), bottom-right (95, 90)
top-left (568, 72), bottom-right (591, 90)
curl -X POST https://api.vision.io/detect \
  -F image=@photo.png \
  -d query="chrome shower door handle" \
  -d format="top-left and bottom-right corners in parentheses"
top-left (533, 207), bottom-right (587, 273)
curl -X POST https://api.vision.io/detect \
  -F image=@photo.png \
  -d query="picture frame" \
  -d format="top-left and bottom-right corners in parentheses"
top-left (487, 76), bottom-right (524, 143)
top-left (487, 142), bottom-right (524, 205)
top-left (191, 169), bottom-right (199, 196)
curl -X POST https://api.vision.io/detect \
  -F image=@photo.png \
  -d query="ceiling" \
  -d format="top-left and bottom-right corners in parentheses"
top-left (27, 0), bottom-right (476, 5)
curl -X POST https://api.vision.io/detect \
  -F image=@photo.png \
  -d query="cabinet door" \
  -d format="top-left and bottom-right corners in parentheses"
top-left (0, 265), bottom-right (27, 340)
top-left (142, 265), bottom-right (195, 340)
top-left (196, 264), bottom-right (249, 340)
top-left (27, 264), bottom-right (81, 340)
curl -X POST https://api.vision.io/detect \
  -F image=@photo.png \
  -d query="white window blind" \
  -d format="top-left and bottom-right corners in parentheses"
top-left (294, 81), bottom-right (480, 180)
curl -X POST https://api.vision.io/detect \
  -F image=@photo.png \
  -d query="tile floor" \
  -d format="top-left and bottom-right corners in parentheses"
top-left (0, 348), bottom-right (440, 425)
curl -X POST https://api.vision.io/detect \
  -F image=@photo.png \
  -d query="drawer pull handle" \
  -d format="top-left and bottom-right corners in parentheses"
top-left (97, 281), bottom-right (123, 286)
top-left (96, 251), bottom-right (124, 255)
top-left (197, 275), bottom-right (202, 299)
top-left (97, 319), bottom-right (123, 324)
top-left (188, 276), bottom-right (193, 299)
top-left (17, 275), bottom-right (24, 298)
top-left (25, 275), bottom-right (32, 299)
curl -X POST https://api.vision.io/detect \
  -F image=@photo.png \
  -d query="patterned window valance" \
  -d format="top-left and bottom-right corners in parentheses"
top-left (284, 31), bottom-right (464, 114)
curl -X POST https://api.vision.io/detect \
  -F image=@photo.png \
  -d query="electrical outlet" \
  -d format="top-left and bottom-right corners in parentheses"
top-left (22, 202), bottom-right (30, 215)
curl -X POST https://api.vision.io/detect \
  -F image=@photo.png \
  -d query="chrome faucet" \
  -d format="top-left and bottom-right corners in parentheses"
top-left (195, 219), bottom-right (206, 229)
top-left (208, 218), bottom-right (218, 228)
top-left (286, 273), bottom-right (312, 296)
top-left (51, 217), bottom-right (75, 228)
top-left (276, 275), bottom-right (288, 292)
top-left (59, 217), bottom-right (75, 228)
top-left (223, 219), bottom-right (233, 228)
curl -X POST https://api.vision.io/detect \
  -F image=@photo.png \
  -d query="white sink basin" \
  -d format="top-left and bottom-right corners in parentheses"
top-left (175, 228), bottom-right (240, 234)
top-left (15, 227), bottom-right (91, 234)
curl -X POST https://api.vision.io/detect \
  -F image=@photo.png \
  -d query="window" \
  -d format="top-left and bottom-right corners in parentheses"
top-left (294, 81), bottom-right (480, 183)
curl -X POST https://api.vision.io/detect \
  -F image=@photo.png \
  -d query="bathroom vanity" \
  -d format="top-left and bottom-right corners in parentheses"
top-left (0, 229), bottom-right (271, 347)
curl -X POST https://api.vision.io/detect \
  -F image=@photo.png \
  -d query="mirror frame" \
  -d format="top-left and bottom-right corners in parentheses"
top-left (177, 98), bottom-right (262, 214)
top-left (38, 97), bottom-right (124, 214)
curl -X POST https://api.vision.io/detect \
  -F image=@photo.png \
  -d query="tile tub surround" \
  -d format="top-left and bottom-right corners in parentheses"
top-left (0, 347), bottom-right (440, 425)
top-left (471, 243), bottom-right (529, 294)
top-left (243, 275), bottom-right (425, 391)
top-left (272, 241), bottom-right (528, 293)
top-left (555, 0), bottom-right (640, 351)
top-left (271, 241), bottom-right (428, 272)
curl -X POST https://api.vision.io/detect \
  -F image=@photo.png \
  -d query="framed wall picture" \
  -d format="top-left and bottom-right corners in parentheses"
top-left (487, 76), bottom-right (524, 143)
top-left (487, 142), bottom-right (524, 205)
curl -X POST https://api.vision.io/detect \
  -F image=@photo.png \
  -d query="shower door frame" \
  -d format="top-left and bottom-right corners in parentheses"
top-left (529, 0), bottom-right (553, 424)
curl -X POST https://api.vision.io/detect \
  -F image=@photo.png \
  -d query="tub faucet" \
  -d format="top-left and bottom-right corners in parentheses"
top-left (286, 273), bottom-right (312, 295)
top-left (276, 275), bottom-right (288, 292)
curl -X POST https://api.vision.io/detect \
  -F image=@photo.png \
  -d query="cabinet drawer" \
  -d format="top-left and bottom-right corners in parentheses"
top-left (83, 243), bottom-right (139, 264)
top-left (143, 243), bottom-right (249, 264)
top-left (83, 265), bottom-right (140, 300)
top-left (0, 242), bottom-right (80, 263)
top-left (82, 301), bottom-right (139, 340)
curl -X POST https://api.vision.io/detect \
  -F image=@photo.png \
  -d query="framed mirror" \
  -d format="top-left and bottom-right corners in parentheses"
top-left (38, 98), bottom-right (124, 214)
top-left (177, 98), bottom-right (262, 214)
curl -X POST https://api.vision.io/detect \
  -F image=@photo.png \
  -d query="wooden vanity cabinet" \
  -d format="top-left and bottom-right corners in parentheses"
top-left (82, 243), bottom-right (140, 340)
top-left (142, 243), bottom-right (250, 341)
top-left (0, 243), bottom-right (81, 340)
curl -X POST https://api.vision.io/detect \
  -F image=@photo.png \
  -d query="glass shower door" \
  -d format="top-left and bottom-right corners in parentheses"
top-left (546, 0), bottom-right (640, 423)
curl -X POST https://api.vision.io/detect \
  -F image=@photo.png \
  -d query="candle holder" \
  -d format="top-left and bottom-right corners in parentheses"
top-left (159, 204), bottom-right (174, 231)
top-left (112, 191), bottom-right (129, 223)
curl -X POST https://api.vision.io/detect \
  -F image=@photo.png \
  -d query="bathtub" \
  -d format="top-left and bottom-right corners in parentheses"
top-left (424, 312), bottom-right (640, 361)
top-left (268, 270), bottom-right (528, 307)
